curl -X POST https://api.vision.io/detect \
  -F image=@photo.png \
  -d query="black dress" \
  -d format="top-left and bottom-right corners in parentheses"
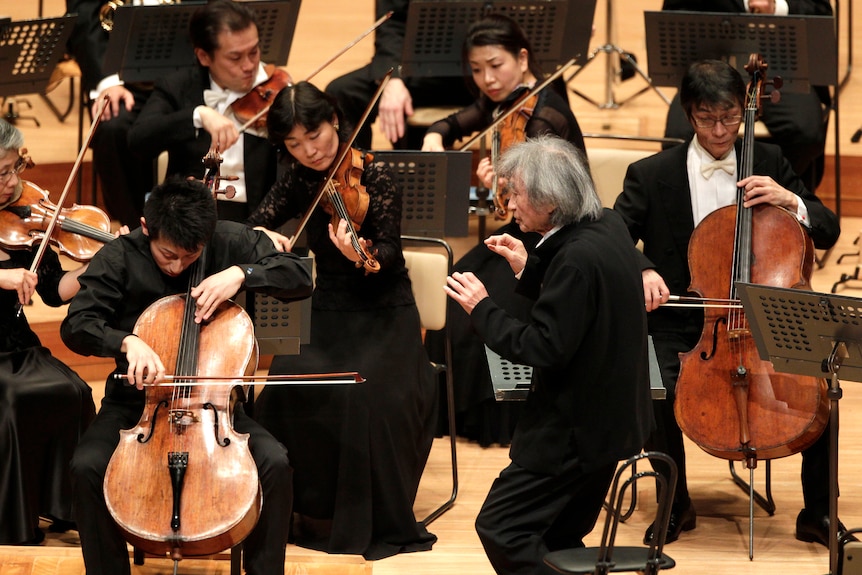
top-left (247, 158), bottom-right (438, 560)
top-left (424, 87), bottom-right (587, 446)
top-left (0, 247), bottom-right (95, 544)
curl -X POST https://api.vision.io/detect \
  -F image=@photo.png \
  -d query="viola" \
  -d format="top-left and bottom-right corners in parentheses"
top-left (0, 180), bottom-right (115, 262)
top-left (231, 64), bottom-right (293, 131)
top-left (673, 55), bottom-right (828, 470)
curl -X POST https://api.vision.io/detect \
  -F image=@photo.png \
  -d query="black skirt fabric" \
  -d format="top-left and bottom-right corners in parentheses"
top-left (254, 304), bottom-right (438, 560)
top-left (0, 346), bottom-right (95, 544)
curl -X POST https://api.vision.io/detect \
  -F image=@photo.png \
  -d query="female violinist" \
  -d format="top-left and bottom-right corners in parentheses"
top-left (614, 60), bottom-right (842, 547)
top-left (246, 81), bottom-right (438, 559)
top-left (0, 119), bottom-right (96, 544)
top-left (61, 178), bottom-right (313, 575)
top-left (422, 14), bottom-right (586, 446)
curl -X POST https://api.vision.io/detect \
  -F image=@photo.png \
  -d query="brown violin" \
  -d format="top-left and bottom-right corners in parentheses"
top-left (489, 89), bottom-right (537, 219)
top-left (674, 54), bottom-right (828, 469)
top-left (231, 64), bottom-right (293, 131)
top-left (0, 180), bottom-right (115, 262)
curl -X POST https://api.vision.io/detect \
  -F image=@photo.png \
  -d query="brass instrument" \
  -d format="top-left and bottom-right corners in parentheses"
top-left (100, 0), bottom-right (179, 32)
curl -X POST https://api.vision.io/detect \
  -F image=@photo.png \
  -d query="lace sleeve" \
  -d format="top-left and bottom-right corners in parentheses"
top-left (425, 98), bottom-right (493, 148)
top-left (361, 160), bottom-right (403, 270)
top-left (246, 164), bottom-right (307, 229)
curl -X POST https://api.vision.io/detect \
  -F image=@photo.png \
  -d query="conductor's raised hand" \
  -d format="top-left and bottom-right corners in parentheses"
top-left (484, 233), bottom-right (527, 275)
top-left (444, 271), bottom-right (489, 314)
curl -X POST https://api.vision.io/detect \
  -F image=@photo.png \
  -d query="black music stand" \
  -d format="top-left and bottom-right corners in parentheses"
top-left (0, 14), bottom-right (77, 125)
top-left (103, 0), bottom-right (300, 83)
top-left (373, 150), bottom-right (472, 237)
top-left (737, 282), bottom-right (862, 575)
top-left (401, 0), bottom-right (596, 79)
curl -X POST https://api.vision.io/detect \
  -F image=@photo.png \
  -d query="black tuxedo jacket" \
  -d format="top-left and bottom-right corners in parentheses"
top-left (614, 139), bottom-right (840, 334)
top-left (128, 66), bottom-right (278, 214)
top-left (662, 0), bottom-right (832, 14)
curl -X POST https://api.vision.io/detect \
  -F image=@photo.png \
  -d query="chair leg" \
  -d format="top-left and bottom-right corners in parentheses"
top-left (133, 546), bottom-right (144, 565)
top-left (230, 544), bottom-right (242, 575)
top-left (422, 361), bottom-right (458, 524)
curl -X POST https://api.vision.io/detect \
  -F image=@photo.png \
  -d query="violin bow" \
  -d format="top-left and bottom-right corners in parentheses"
top-left (113, 372), bottom-right (366, 385)
top-left (287, 68), bottom-right (394, 251)
top-left (237, 11), bottom-right (394, 135)
top-left (458, 57), bottom-right (578, 151)
top-left (15, 95), bottom-right (110, 317)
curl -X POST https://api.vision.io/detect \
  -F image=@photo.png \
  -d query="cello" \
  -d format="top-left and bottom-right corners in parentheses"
top-left (674, 55), bottom-right (829, 470)
top-left (102, 156), bottom-right (261, 566)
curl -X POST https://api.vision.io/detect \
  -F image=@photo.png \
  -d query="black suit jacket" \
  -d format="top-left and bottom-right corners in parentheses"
top-left (662, 0), bottom-right (832, 14)
top-left (128, 66), bottom-right (278, 214)
top-left (471, 210), bottom-right (654, 475)
top-left (614, 139), bottom-right (840, 334)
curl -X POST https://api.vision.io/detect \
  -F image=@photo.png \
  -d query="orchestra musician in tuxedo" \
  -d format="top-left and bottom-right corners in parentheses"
top-left (662, 0), bottom-right (833, 192)
top-left (128, 0), bottom-right (280, 222)
top-left (614, 59), bottom-right (844, 548)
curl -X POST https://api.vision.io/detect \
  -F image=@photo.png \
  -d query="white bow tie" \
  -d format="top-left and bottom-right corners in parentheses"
top-left (701, 157), bottom-right (736, 179)
top-left (203, 89), bottom-right (232, 111)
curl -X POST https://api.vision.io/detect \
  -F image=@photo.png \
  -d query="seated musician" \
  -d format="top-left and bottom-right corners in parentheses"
top-left (421, 13), bottom-right (586, 446)
top-left (0, 119), bottom-right (96, 545)
top-left (61, 178), bottom-right (313, 575)
top-left (614, 59), bottom-right (843, 547)
top-left (128, 0), bottom-right (282, 222)
top-left (661, 0), bottom-right (833, 192)
top-left (246, 81), bottom-right (439, 560)
top-left (445, 135), bottom-right (653, 575)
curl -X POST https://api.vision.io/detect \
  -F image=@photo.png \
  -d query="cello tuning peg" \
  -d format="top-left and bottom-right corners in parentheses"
top-left (219, 185), bottom-right (237, 200)
top-left (771, 76), bottom-right (784, 90)
top-left (769, 90), bottom-right (781, 105)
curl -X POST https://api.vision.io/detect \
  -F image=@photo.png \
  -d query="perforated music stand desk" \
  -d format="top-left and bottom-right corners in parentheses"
top-left (0, 14), bottom-right (77, 97)
top-left (644, 11), bottom-right (836, 93)
top-left (401, 0), bottom-right (597, 78)
top-left (103, 0), bottom-right (300, 83)
top-left (486, 335), bottom-right (666, 401)
top-left (737, 281), bottom-right (862, 575)
top-left (373, 150), bottom-right (472, 238)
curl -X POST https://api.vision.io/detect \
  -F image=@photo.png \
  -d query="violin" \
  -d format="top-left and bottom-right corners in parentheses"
top-left (0, 181), bottom-right (115, 262)
top-left (673, 55), bottom-right (828, 470)
top-left (231, 64), bottom-right (293, 131)
top-left (490, 89), bottom-right (538, 219)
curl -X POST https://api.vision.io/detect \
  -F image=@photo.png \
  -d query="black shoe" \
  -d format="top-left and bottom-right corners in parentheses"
top-left (795, 509), bottom-right (859, 548)
top-left (643, 504), bottom-right (696, 545)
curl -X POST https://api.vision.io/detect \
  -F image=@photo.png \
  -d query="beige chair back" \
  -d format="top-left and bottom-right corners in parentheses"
top-left (587, 147), bottom-right (656, 208)
top-left (402, 249), bottom-right (449, 332)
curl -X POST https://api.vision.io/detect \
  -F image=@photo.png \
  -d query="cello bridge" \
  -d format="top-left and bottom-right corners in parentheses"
top-left (168, 410), bottom-right (199, 428)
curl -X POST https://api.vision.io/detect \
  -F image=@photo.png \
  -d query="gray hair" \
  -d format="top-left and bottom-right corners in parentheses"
top-left (496, 134), bottom-right (601, 226)
top-left (0, 119), bottom-right (23, 156)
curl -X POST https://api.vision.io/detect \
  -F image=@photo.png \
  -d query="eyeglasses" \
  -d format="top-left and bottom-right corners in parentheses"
top-left (0, 156), bottom-right (29, 185)
top-left (692, 115), bottom-right (743, 129)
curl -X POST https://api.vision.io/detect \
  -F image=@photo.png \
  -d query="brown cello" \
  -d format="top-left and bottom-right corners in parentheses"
top-left (674, 55), bottom-right (829, 470)
top-left (102, 156), bottom-right (261, 566)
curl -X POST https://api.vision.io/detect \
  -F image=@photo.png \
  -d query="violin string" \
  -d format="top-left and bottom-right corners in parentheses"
top-left (326, 182), bottom-right (369, 265)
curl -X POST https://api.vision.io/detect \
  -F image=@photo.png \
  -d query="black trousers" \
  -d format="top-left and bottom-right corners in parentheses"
top-left (89, 83), bottom-right (155, 228)
top-left (475, 458), bottom-right (617, 575)
top-left (648, 331), bottom-right (831, 515)
top-left (70, 396), bottom-right (291, 575)
top-left (325, 66), bottom-right (473, 150)
top-left (664, 89), bottom-right (829, 191)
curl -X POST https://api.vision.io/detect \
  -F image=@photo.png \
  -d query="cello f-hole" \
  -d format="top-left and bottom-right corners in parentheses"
top-left (203, 402), bottom-right (231, 447)
top-left (138, 400), bottom-right (169, 443)
top-left (701, 317), bottom-right (726, 361)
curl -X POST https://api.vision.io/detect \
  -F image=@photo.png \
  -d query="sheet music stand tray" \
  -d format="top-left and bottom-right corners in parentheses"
top-left (738, 281), bottom-right (862, 575)
top-left (0, 14), bottom-right (77, 125)
top-left (103, 0), bottom-right (300, 83)
top-left (400, 0), bottom-right (596, 78)
top-left (373, 150), bottom-right (472, 238)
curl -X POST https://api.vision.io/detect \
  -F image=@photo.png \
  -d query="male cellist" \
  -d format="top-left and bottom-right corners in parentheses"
top-left (62, 177), bottom-right (313, 575)
top-left (614, 59), bottom-right (844, 547)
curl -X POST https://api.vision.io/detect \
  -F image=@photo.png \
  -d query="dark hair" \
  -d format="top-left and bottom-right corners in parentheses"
top-left (143, 177), bottom-right (218, 252)
top-left (679, 59), bottom-right (747, 120)
top-left (189, 0), bottom-right (258, 54)
top-left (267, 81), bottom-right (347, 150)
top-left (461, 14), bottom-right (544, 95)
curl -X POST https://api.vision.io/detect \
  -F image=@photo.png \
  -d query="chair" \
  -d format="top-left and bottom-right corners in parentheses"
top-left (585, 147), bottom-right (656, 208)
top-left (400, 234), bottom-right (458, 525)
top-left (544, 451), bottom-right (677, 575)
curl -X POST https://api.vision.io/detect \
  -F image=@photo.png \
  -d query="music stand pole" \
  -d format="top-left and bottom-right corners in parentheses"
top-left (567, 0), bottom-right (670, 109)
top-left (737, 282), bottom-right (862, 575)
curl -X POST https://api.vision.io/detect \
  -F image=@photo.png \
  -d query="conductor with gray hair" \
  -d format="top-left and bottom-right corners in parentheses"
top-left (445, 135), bottom-right (654, 575)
